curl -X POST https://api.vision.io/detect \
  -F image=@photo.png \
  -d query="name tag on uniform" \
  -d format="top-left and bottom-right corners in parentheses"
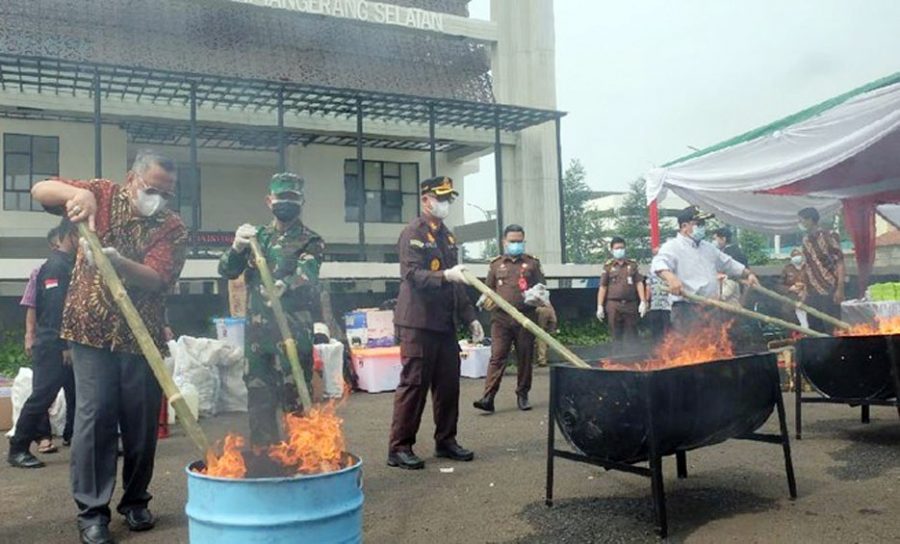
top-left (627, 276), bottom-right (633, 285)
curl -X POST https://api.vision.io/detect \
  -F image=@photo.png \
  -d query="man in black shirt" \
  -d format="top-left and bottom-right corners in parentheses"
top-left (712, 227), bottom-right (748, 267)
top-left (8, 220), bottom-right (78, 469)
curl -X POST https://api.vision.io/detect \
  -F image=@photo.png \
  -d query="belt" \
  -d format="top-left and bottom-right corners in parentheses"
top-left (606, 298), bottom-right (637, 303)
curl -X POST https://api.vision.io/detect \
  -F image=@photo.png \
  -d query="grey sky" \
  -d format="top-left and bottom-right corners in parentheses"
top-left (463, 0), bottom-right (900, 223)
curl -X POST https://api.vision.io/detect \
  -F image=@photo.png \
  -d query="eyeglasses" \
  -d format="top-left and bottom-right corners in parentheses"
top-left (136, 176), bottom-right (176, 201)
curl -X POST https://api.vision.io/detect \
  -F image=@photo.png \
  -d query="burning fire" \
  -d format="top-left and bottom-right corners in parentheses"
top-left (839, 315), bottom-right (900, 337)
top-left (202, 401), bottom-right (348, 479)
top-left (603, 322), bottom-right (735, 371)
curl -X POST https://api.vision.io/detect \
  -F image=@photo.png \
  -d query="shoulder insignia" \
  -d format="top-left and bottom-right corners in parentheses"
top-left (490, 255), bottom-right (503, 263)
top-left (409, 239), bottom-right (425, 248)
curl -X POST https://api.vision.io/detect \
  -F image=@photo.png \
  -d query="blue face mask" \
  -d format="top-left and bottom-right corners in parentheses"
top-left (506, 241), bottom-right (525, 256)
top-left (612, 248), bottom-right (625, 260)
top-left (692, 225), bottom-right (706, 242)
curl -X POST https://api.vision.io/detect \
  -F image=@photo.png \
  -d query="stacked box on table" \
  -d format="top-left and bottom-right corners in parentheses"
top-left (345, 309), bottom-right (396, 349)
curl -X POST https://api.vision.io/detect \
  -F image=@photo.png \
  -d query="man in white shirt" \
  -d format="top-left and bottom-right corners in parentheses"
top-left (651, 207), bottom-right (759, 334)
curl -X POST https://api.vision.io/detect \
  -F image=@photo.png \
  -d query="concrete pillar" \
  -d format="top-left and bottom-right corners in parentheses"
top-left (491, 0), bottom-right (561, 263)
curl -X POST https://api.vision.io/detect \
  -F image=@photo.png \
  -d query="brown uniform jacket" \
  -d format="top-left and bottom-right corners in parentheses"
top-left (486, 253), bottom-right (545, 323)
top-left (393, 216), bottom-right (477, 333)
top-left (600, 259), bottom-right (643, 302)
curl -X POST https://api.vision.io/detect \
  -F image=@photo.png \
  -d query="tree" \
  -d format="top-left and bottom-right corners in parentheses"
top-left (737, 229), bottom-right (770, 266)
top-left (611, 178), bottom-right (676, 262)
top-left (562, 159), bottom-right (605, 263)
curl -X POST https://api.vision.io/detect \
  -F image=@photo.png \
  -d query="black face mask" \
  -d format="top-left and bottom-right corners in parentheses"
top-left (272, 201), bottom-right (301, 222)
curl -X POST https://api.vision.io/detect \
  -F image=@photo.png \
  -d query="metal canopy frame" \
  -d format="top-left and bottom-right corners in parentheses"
top-left (0, 53), bottom-right (568, 261)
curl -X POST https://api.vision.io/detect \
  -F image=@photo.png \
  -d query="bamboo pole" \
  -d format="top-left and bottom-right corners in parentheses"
top-left (248, 237), bottom-right (313, 412)
top-left (681, 291), bottom-right (829, 338)
top-left (461, 270), bottom-right (591, 369)
top-left (77, 224), bottom-right (210, 455)
top-left (746, 282), bottom-right (852, 331)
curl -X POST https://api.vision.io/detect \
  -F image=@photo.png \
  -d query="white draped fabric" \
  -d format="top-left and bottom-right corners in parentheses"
top-left (644, 79), bottom-right (900, 233)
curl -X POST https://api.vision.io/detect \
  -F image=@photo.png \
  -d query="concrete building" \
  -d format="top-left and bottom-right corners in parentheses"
top-left (0, 0), bottom-right (602, 331)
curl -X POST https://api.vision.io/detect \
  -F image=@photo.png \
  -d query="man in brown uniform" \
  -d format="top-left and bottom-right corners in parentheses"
top-left (388, 176), bottom-right (484, 470)
top-left (473, 224), bottom-right (545, 413)
top-left (596, 237), bottom-right (648, 347)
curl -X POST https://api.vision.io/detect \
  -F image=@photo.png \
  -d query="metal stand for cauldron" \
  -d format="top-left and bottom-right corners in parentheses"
top-left (544, 360), bottom-right (797, 538)
top-left (794, 334), bottom-right (900, 439)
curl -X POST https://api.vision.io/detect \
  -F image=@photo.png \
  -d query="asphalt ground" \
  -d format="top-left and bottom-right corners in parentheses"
top-left (1, 367), bottom-right (899, 543)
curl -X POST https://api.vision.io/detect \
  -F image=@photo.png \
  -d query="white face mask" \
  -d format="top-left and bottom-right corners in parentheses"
top-left (611, 248), bottom-right (625, 260)
top-left (136, 189), bottom-right (165, 217)
top-left (429, 198), bottom-right (451, 219)
top-left (791, 255), bottom-right (804, 266)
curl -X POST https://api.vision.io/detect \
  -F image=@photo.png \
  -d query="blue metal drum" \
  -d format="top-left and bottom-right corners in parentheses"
top-left (185, 455), bottom-right (363, 544)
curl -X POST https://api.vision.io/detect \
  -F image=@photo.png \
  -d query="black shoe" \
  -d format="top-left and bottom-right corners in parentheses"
top-left (7, 451), bottom-right (45, 469)
top-left (80, 524), bottom-right (115, 544)
top-left (473, 394), bottom-right (495, 413)
top-left (123, 508), bottom-right (155, 532)
top-left (387, 450), bottom-right (425, 470)
top-left (517, 394), bottom-right (532, 411)
top-left (435, 443), bottom-right (475, 462)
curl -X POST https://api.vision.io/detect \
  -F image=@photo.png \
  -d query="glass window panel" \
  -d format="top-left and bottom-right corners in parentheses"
top-left (382, 190), bottom-right (402, 208)
top-left (31, 196), bottom-right (44, 211)
top-left (383, 207), bottom-right (401, 223)
top-left (400, 164), bottom-right (419, 193)
top-left (345, 205), bottom-right (359, 223)
top-left (32, 136), bottom-right (58, 154)
top-left (402, 195), bottom-right (419, 222)
top-left (383, 177), bottom-right (400, 191)
top-left (344, 159), bottom-right (357, 175)
top-left (383, 162), bottom-right (400, 176)
top-left (5, 153), bottom-right (29, 174)
top-left (33, 151), bottom-right (57, 173)
top-left (364, 162), bottom-right (382, 191)
top-left (17, 192), bottom-right (30, 210)
top-left (13, 174), bottom-right (31, 191)
top-left (364, 191), bottom-right (381, 222)
top-left (344, 174), bottom-right (361, 206)
top-left (4, 134), bottom-right (30, 153)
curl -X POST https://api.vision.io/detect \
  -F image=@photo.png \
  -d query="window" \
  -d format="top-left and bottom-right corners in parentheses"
top-left (344, 160), bottom-right (419, 224)
top-left (3, 134), bottom-right (59, 211)
top-left (174, 163), bottom-right (201, 230)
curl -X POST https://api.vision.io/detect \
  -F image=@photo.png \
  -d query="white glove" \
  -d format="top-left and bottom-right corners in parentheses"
top-left (639, 301), bottom-right (648, 318)
top-left (80, 239), bottom-right (123, 268)
top-left (469, 320), bottom-right (485, 344)
top-left (232, 223), bottom-right (257, 252)
top-left (260, 279), bottom-right (287, 303)
top-left (443, 264), bottom-right (469, 284)
top-left (596, 306), bottom-right (605, 322)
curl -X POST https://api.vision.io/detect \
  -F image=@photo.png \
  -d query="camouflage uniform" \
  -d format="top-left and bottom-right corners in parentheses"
top-left (218, 174), bottom-right (325, 446)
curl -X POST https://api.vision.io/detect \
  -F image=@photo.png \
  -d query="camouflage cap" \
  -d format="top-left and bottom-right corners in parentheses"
top-left (269, 172), bottom-right (305, 196)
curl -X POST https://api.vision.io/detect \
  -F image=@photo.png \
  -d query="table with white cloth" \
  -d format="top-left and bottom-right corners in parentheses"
top-left (840, 299), bottom-right (900, 325)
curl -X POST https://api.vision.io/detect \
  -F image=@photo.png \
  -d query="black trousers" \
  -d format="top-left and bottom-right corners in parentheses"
top-left (69, 343), bottom-right (162, 529)
top-left (9, 342), bottom-right (75, 452)
top-left (646, 310), bottom-right (671, 345)
top-left (806, 292), bottom-right (841, 334)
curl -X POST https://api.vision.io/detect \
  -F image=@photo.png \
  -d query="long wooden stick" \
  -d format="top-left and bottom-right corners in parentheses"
top-left (462, 270), bottom-right (591, 369)
top-left (248, 237), bottom-right (313, 411)
top-left (746, 282), bottom-right (851, 331)
top-left (78, 224), bottom-right (210, 455)
top-left (681, 291), bottom-right (829, 338)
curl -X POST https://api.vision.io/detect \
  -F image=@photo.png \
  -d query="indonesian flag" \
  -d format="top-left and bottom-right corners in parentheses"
top-left (44, 278), bottom-right (59, 289)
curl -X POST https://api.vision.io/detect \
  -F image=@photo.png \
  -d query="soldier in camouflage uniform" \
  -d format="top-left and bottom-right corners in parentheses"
top-left (218, 173), bottom-right (325, 447)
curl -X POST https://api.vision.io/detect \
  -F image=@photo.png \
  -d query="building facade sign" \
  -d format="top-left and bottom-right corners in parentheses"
top-left (231, 0), bottom-right (445, 32)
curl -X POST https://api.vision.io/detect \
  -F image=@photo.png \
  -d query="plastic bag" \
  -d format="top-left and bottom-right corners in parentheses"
top-left (314, 340), bottom-right (346, 399)
top-left (524, 283), bottom-right (550, 307)
top-left (171, 337), bottom-right (223, 418)
top-left (5, 367), bottom-right (66, 438)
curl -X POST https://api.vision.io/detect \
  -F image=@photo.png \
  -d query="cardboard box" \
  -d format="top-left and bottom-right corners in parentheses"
top-left (344, 309), bottom-right (395, 348)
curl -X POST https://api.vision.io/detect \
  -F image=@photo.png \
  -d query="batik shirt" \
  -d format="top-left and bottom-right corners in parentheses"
top-left (57, 179), bottom-right (187, 354)
top-left (801, 230), bottom-right (843, 296)
top-left (218, 220), bottom-right (325, 357)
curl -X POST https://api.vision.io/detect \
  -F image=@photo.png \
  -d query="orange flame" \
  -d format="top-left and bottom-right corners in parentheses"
top-left (268, 402), bottom-right (346, 475)
top-left (603, 322), bottom-right (735, 371)
top-left (204, 434), bottom-right (247, 478)
top-left (200, 401), bottom-right (349, 479)
top-left (839, 315), bottom-right (900, 337)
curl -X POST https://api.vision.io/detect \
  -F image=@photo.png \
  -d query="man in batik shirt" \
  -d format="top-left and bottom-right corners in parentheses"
top-left (219, 173), bottom-right (325, 448)
top-left (31, 149), bottom-right (187, 544)
top-left (797, 207), bottom-right (845, 333)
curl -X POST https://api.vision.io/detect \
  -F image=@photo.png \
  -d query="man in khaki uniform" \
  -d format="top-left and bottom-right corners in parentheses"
top-left (596, 237), bottom-right (648, 347)
top-left (473, 225), bottom-right (545, 413)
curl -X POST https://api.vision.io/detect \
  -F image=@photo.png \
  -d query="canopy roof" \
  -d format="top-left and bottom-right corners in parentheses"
top-left (645, 72), bottom-right (900, 234)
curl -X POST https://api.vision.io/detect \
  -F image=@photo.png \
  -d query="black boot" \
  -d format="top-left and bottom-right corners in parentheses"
top-left (435, 442), bottom-right (475, 462)
top-left (79, 524), bottom-right (115, 544)
top-left (517, 393), bottom-right (532, 411)
top-left (387, 450), bottom-right (425, 470)
top-left (473, 393), bottom-right (495, 413)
